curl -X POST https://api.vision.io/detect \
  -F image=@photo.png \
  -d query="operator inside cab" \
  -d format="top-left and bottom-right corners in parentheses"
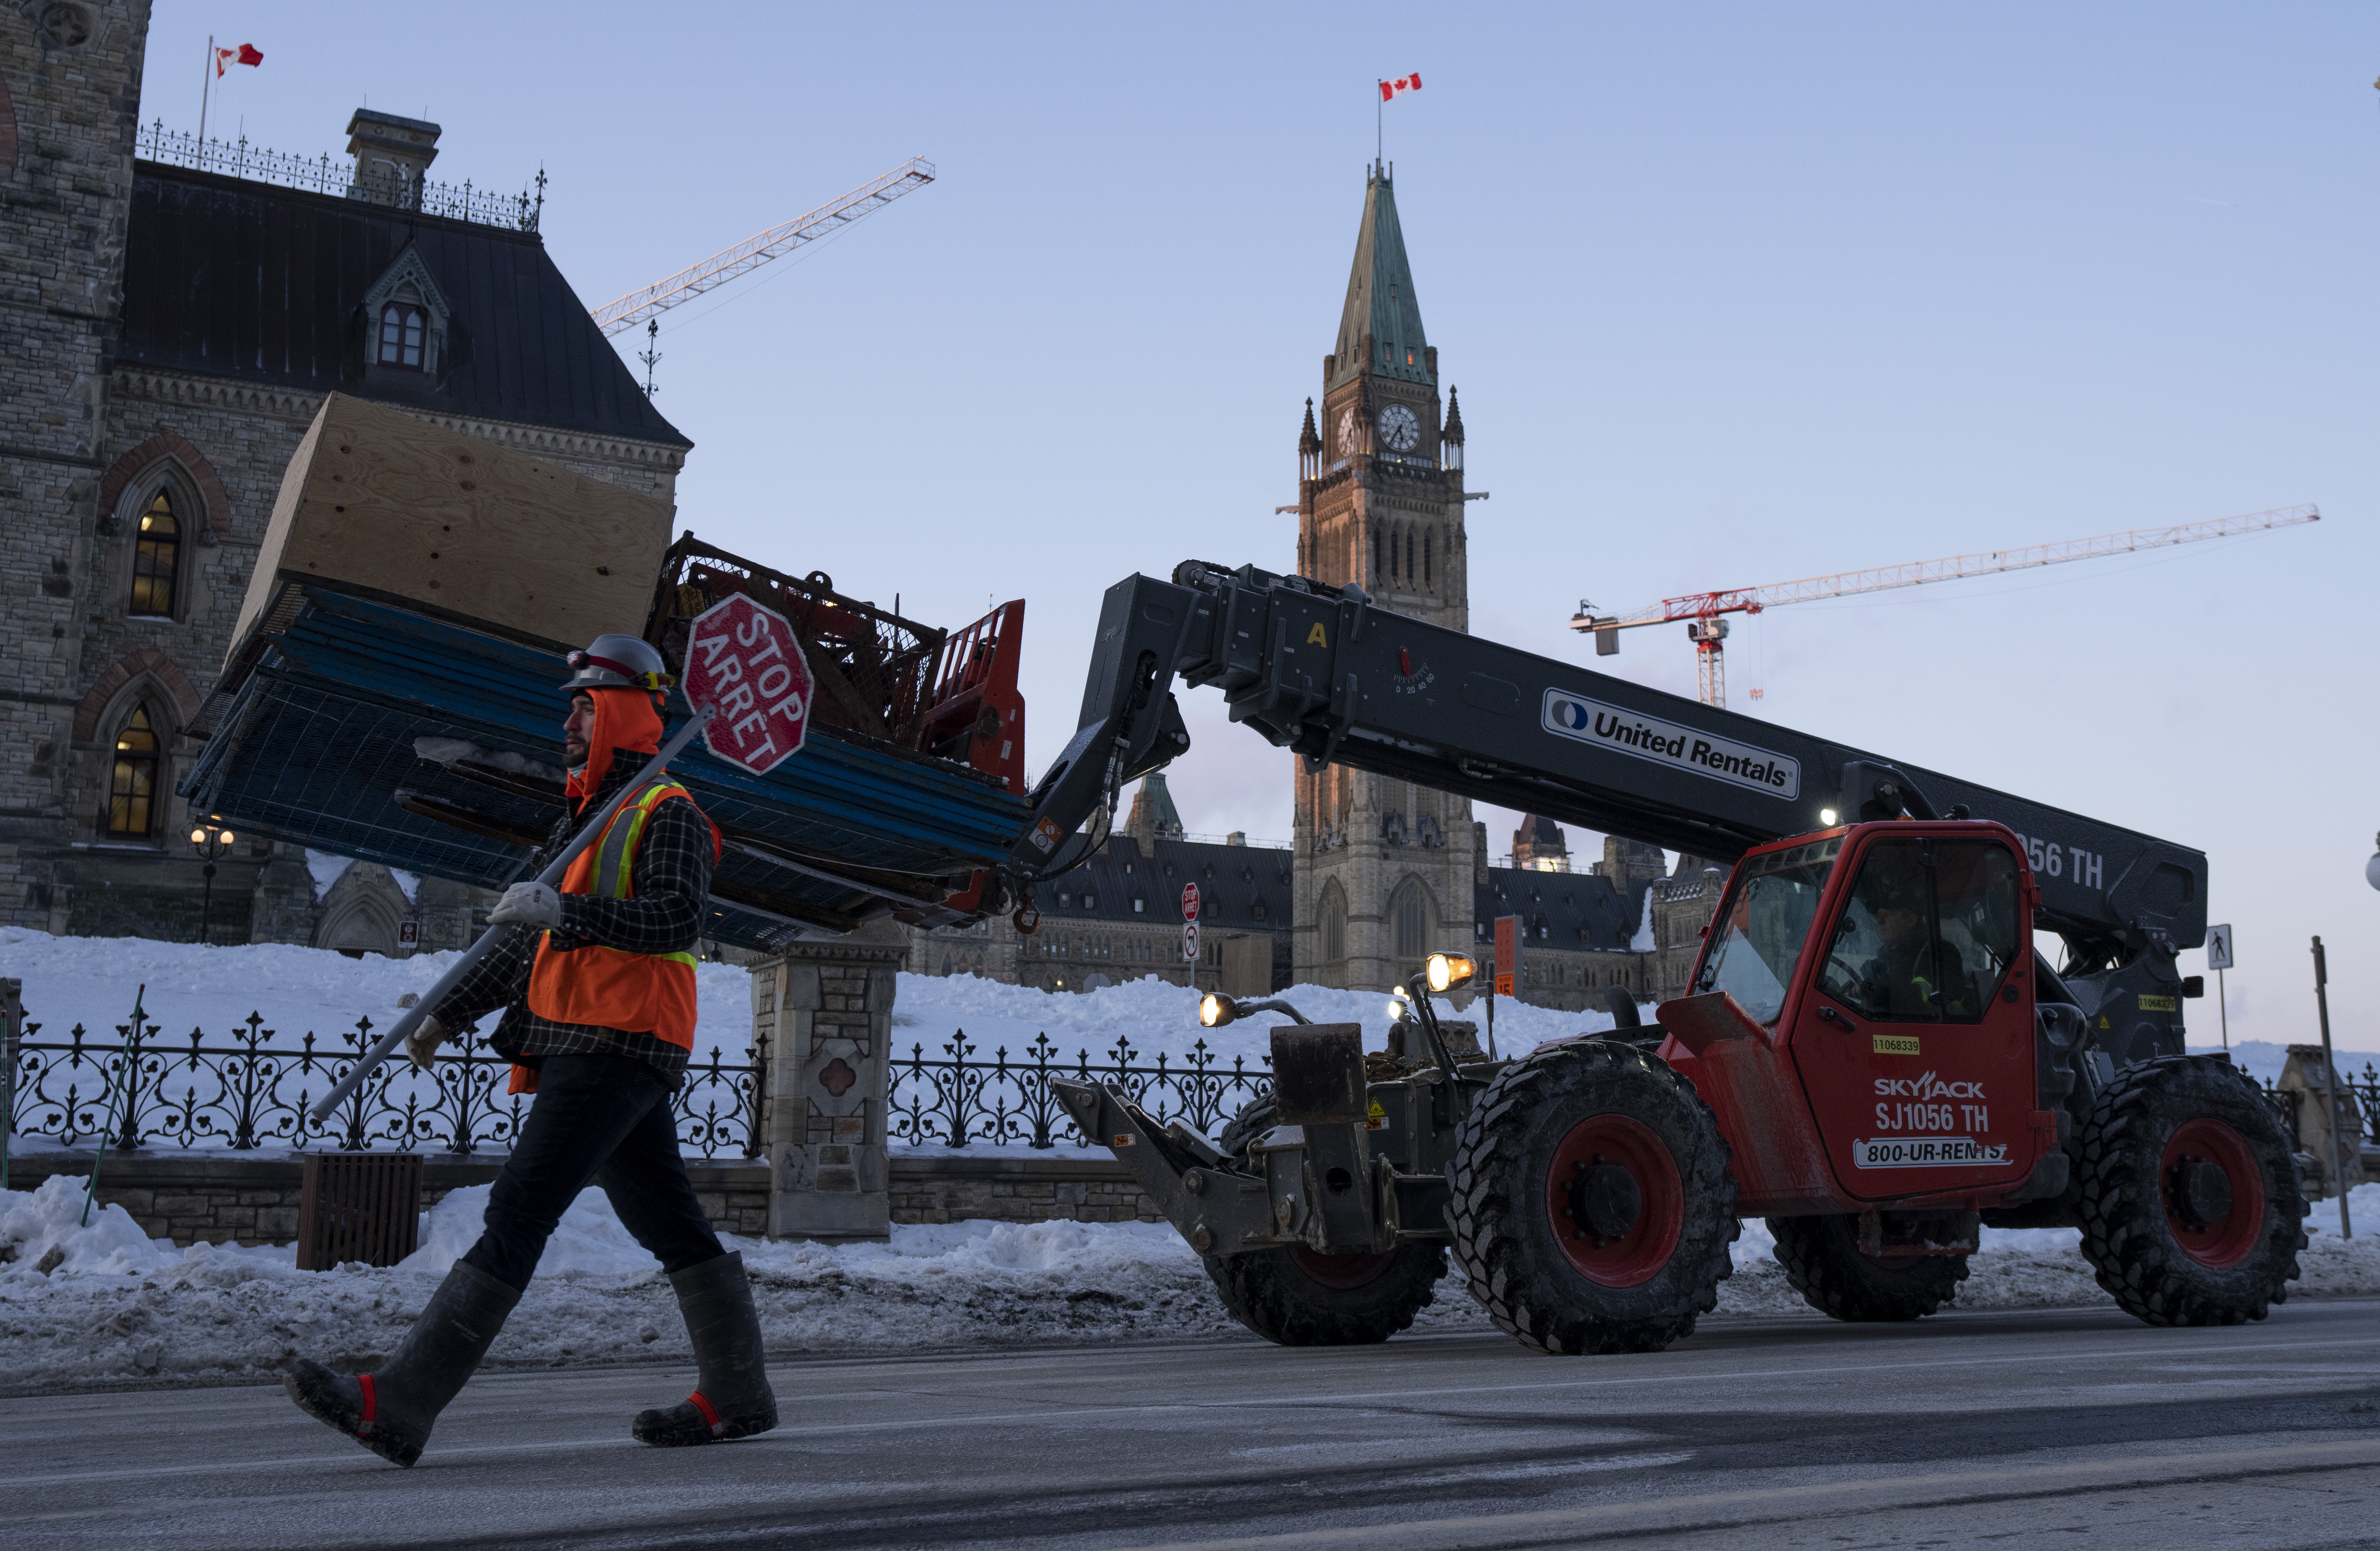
top-left (1821, 840), bottom-right (2019, 1022)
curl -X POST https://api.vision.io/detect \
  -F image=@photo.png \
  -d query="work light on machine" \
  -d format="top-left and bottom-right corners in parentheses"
top-left (1425, 953), bottom-right (1477, 993)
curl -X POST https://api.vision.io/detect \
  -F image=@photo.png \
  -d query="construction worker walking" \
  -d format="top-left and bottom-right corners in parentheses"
top-left (283, 635), bottom-right (777, 1467)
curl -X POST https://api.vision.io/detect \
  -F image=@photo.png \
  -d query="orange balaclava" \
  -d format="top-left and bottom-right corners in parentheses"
top-left (565, 686), bottom-right (665, 811)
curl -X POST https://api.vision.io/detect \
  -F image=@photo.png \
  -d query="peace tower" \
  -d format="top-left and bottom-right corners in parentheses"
top-left (1290, 164), bottom-right (1478, 992)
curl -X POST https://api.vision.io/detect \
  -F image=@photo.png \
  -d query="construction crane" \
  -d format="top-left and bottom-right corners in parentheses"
top-left (1569, 503), bottom-right (2321, 708)
top-left (588, 156), bottom-right (936, 338)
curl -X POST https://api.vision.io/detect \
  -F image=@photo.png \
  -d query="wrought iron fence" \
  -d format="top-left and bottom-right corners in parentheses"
top-left (7, 1015), bottom-right (756, 1158)
top-left (2268, 1060), bottom-right (2380, 1154)
top-left (135, 121), bottom-right (544, 233)
top-left (8, 1008), bottom-right (2371, 1165)
top-left (889, 1031), bottom-right (1272, 1149)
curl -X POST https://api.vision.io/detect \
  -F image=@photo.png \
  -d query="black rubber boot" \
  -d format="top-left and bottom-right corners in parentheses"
top-left (283, 1260), bottom-right (521, 1468)
top-left (634, 1251), bottom-right (778, 1446)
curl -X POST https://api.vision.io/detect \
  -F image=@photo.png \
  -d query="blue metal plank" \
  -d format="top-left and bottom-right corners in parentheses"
top-left (184, 586), bottom-right (1031, 952)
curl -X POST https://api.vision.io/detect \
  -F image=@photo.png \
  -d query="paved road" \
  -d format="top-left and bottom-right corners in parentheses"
top-left (7, 1301), bottom-right (2378, 1551)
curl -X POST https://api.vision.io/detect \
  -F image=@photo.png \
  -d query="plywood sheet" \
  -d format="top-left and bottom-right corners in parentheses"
top-left (229, 393), bottom-right (670, 665)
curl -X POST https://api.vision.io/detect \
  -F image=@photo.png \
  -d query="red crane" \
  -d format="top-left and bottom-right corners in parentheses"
top-left (1569, 504), bottom-right (2319, 708)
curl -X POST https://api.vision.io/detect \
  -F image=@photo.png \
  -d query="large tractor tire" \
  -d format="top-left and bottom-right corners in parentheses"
top-left (1204, 1243), bottom-right (1448, 1346)
top-left (2076, 1053), bottom-right (2308, 1326)
top-left (1447, 1040), bottom-right (1738, 1355)
top-left (1767, 1214), bottom-right (1969, 1322)
top-left (1205, 1094), bottom-right (1446, 1346)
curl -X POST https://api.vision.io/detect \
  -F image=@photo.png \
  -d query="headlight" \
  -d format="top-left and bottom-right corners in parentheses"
top-left (1819, 808), bottom-right (1839, 826)
top-left (1425, 953), bottom-right (1477, 993)
top-left (1199, 993), bottom-right (1236, 1028)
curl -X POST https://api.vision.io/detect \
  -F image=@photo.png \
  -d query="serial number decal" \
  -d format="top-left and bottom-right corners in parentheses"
top-left (1541, 690), bottom-right (1801, 799)
top-left (1872, 1034), bottom-right (1921, 1056)
top-left (2136, 994), bottom-right (2177, 1013)
top-left (2009, 830), bottom-right (2105, 891)
top-left (1852, 1136), bottom-right (2010, 1169)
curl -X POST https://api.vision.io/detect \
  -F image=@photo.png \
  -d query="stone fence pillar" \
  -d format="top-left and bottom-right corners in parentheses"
top-left (753, 918), bottom-right (906, 1241)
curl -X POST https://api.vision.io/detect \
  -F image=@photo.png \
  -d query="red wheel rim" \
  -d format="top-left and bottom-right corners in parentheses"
top-left (2159, 1117), bottom-right (2265, 1268)
top-left (1287, 1246), bottom-right (1394, 1289)
top-left (1545, 1113), bottom-right (1683, 1288)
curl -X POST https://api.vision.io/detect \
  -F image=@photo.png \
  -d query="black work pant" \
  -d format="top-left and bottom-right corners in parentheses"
top-left (463, 1054), bottom-right (725, 1293)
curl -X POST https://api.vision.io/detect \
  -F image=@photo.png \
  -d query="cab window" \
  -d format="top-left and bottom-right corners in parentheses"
top-left (1690, 838), bottom-right (1839, 1024)
top-left (1819, 838), bottom-right (2020, 1023)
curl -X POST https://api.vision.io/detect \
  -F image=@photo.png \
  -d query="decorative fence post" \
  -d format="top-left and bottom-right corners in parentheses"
top-left (760, 918), bottom-right (906, 1241)
top-left (2, 977), bottom-right (20, 1191)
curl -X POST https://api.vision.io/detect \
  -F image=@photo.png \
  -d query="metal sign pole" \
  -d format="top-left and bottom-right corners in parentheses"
top-left (2312, 935), bottom-right (2351, 1240)
top-left (82, 983), bottom-right (146, 1227)
top-left (305, 706), bottom-right (716, 1124)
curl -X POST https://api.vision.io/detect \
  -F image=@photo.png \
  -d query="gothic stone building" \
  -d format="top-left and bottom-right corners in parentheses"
top-left (0, 2), bottom-right (687, 952)
top-left (908, 775), bottom-right (1288, 1000)
top-left (1290, 165), bottom-right (1480, 992)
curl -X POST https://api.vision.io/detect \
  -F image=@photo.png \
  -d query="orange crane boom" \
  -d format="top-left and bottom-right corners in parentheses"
top-left (1570, 503), bottom-right (2320, 707)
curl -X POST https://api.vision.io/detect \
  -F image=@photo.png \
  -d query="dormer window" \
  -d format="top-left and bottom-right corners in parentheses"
top-left (379, 303), bottom-right (426, 369)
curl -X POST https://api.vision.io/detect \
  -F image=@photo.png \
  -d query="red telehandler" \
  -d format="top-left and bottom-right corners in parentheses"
top-left (1014, 561), bottom-right (2304, 1353)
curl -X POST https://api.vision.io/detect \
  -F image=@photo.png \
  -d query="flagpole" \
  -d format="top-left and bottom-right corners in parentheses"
top-left (1376, 81), bottom-right (1383, 168)
top-left (199, 35), bottom-right (213, 143)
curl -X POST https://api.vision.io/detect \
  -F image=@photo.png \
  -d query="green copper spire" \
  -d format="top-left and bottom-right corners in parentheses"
top-left (1329, 164), bottom-right (1431, 394)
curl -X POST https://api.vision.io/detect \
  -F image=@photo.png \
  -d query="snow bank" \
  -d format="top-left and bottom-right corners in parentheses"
top-left (0, 926), bottom-right (756, 1062)
top-left (3, 1181), bottom-right (2373, 1394)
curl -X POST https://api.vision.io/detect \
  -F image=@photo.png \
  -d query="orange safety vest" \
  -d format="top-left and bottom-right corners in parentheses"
top-left (525, 778), bottom-right (716, 1061)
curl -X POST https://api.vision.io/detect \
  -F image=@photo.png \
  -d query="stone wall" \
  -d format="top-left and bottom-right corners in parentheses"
top-left (0, 1150), bottom-right (1155, 1246)
top-left (3, 1151), bottom-right (773, 1248)
top-left (0, 1), bottom-right (151, 936)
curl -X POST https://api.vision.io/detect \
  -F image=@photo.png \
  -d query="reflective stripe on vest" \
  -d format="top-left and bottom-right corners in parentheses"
top-left (525, 779), bottom-right (704, 1048)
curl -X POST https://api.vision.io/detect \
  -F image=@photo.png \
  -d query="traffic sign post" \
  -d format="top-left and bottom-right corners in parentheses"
top-left (2206, 923), bottom-right (2234, 1050)
top-left (1181, 884), bottom-right (1201, 981)
top-left (1491, 914), bottom-right (1519, 1059)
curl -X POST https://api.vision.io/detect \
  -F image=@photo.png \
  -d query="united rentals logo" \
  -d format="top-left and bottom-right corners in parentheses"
top-left (1540, 691), bottom-right (1801, 800)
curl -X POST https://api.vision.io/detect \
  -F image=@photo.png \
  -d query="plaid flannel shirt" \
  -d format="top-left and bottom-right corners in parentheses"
top-left (430, 749), bottom-right (715, 1087)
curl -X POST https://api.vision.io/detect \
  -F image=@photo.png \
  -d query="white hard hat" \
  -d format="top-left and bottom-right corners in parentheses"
top-left (560, 634), bottom-right (673, 694)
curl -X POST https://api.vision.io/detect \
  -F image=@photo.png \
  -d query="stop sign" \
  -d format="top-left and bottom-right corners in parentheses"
top-left (682, 594), bottom-right (812, 776)
top-left (1181, 882), bottom-right (1199, 921)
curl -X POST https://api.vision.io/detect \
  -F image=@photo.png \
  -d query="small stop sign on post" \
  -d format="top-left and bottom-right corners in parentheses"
top-left (682, 594), bottom-right (812, 776)
top-left (1181, 882), bottom-right (1200, 921)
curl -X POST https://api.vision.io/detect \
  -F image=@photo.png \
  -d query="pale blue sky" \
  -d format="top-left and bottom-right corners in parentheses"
top-left (142, 4), bottom-right (2380, 1042)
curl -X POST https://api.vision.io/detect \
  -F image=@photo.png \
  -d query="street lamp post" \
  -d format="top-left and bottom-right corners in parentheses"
top-left (188, 819), bottom-right (236, 945)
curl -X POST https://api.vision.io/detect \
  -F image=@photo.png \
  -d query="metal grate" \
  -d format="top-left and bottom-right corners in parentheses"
top-left (297, 1151), bottom-right (423, 1270)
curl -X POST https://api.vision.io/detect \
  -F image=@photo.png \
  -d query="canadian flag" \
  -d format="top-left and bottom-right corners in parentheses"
top-left (1380, 73), bottom-right (1421, 102)
top-left (215, 42), bottom-right (263, 77)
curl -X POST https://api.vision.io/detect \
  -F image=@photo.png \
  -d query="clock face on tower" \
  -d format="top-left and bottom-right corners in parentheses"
top-left (1337, 406), bottom-right (1360, 457)
top-left (1376, 403), bottom-right (1421, 454)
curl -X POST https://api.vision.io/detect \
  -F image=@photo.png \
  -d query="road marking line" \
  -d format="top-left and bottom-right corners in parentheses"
top-left (1120, 1438), bottom-right (2380, 1551)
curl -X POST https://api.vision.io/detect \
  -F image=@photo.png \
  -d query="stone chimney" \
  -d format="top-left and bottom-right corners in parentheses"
top-left (347, 109), bottom-right (441, 208)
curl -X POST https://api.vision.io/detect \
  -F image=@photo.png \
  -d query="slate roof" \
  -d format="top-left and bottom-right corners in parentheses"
top-left (1328, 166), bottom-right (1432, 394)
top-left (1475, 866), bottom-right (1651, 953)
top-left (1040, 835), bottom-right (1292, 933)
top-left (114, 162), bottom-right (690, 448)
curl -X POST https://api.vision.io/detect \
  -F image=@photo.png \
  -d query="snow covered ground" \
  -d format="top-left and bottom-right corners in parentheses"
top-left (3, 1174), bottom-right (2374, 1395)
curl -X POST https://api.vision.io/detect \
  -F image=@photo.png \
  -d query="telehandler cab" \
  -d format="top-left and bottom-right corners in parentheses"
top-left (1034, 562), bottom-right (2305, 1353)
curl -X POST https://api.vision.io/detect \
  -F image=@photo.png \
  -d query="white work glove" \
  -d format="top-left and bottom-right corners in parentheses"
top-left (405, 1015), bottom-right (449, 1072)
top-left (488, 881), bottom-right (563, 929)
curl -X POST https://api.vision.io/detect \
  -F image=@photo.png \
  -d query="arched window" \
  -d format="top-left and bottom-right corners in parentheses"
top-left (1405, 531), bottom-right (1416, 583)
top-left (1424, 532), bottom-right (1433, 588)
top-left (1371, 526), bottom-right (1382, 581)
top-left (107, 705), bottom-right (160, 836)
top-left (378, 303), bottom-right (426, 369)
top-left (1392, 879), bottom-right (1432, 961)
top-left (130, 490), bottom-right (179, 616)
top-left (1320, 881), bottom-right (1348, 966)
